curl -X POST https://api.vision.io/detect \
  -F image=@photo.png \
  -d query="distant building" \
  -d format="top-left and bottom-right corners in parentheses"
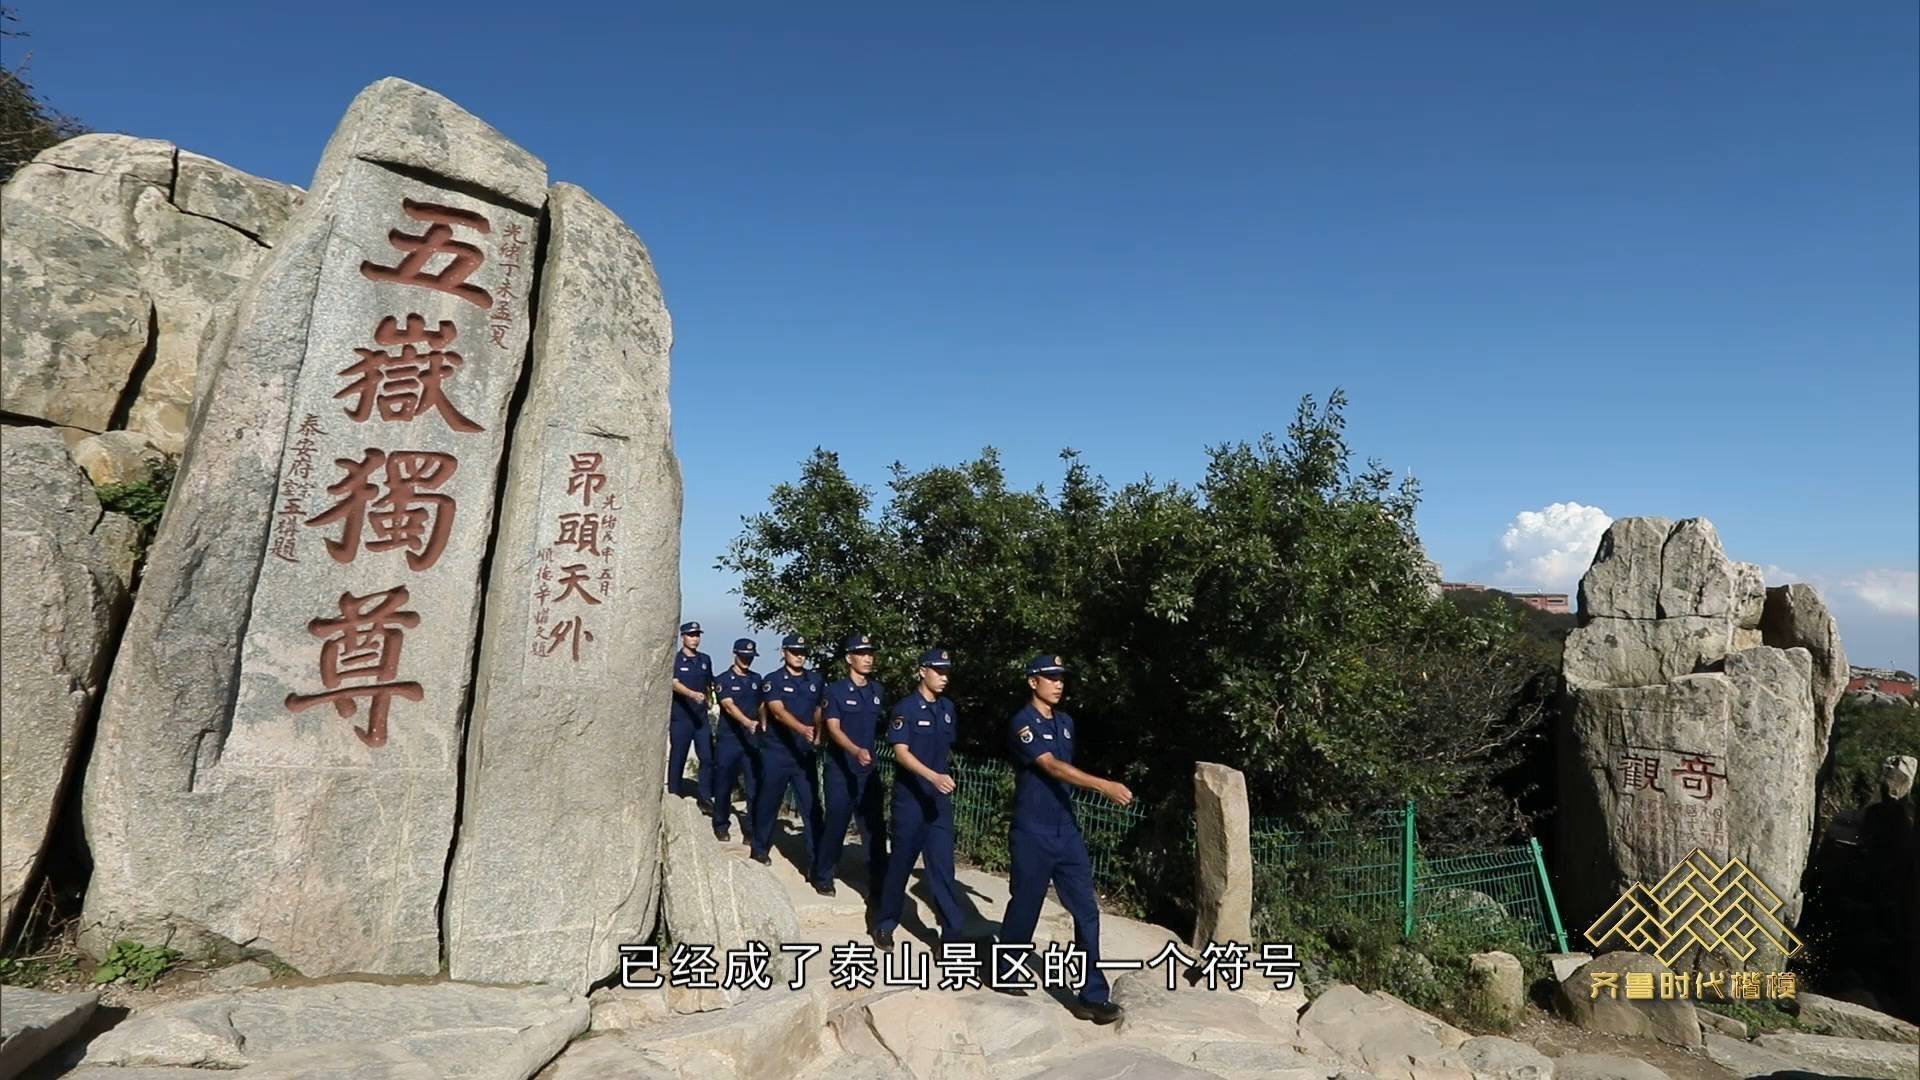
top-left (1440, 582), bottom-right (1571, 615)
top-left (1847, 665), bottom-right (1916, 699)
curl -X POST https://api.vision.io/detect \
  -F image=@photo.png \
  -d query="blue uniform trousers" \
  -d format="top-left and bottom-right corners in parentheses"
top-left (667, 705), bottom-right (713, 801)
top-left (813, 757), bottom-right (888, 891)
top-left (998, 822), bottom-right (1110, 1004)
top-left (876, 788), bottom-right (966, 936)
top-left (709, 733), bottom-right (759, 837)
top-left (751, 750), bottom-right (820, 863)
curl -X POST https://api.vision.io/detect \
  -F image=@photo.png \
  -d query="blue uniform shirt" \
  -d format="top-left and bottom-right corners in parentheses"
top-left (1009, 703), bottom-right (1079, 831)
top-left (672, 650), bottom-right (713, 718)
top-left (761, 665), bottom-right (825, 758)
top-left (714, 666), bottom-right (762, 742)
top-left (824, 676), bottom-right (887, 768)
top-left (887, 691), bottom-right (957, 799)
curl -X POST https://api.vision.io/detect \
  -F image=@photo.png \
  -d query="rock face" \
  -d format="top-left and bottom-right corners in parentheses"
top-left (79, 78), bottom-right (548, 974)
top-left (442, 184), bottom-right (679, 990)
top-left (1793, 991), bottom-right (1920, 1044)
top-left (545, 986), bottom-right (825, 1080)
top-left (0, 428), bottom-right (139, 937)
top-left (1557, 517), bottom-right (1838, 938)
top-left (1298, 983), bottom-right (1470, 1080)
top-left (71, 430), bottom-right (167, 488)
top-left (1191, 761), bottom-right (1254, 950)
top-left (1751, 1032), bottom-right (1919, 1080)
top-left (657, 797), bottom-right (801, 1011)
top-left (1, 133), bottom-right (300, 453)
top-left (1468, 951), bottom-right (1526, 1027)
top-left (77, 981), bottom-right (587, 1079)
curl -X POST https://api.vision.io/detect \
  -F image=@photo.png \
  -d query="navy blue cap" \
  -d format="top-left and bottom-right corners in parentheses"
top-left (843, 633), bottom-right (875, 654)
top-left (919, 648), bottom-right (953, 670)
top-left (1026, 653), bottom-right (1069, 676)
top-left (679, 621), bottom-right (702, 635)
top-left (781, 633), bottom-right (808, 651)
top-left (733, 638), bottom-right (758, 657)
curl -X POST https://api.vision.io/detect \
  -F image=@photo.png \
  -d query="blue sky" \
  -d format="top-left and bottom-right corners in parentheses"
top-left (16, 2), bottom-right (1916, 668)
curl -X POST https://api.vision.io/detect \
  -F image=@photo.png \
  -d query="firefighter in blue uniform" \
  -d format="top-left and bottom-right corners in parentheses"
top-left (751, 633), bottom-right (825, 867)
top-left (997, 654), bottom-right (1131, 1024)
top-left (710, 638), bottom-right (764, 842)
top-left (872, 648), bottom-right (966, 949)
top-left (811, 633), bottom-right (889, 898)
top-left (667, 622), bottom-right (715, 807)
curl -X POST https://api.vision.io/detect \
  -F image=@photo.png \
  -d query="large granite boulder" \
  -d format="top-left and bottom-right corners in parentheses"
top-left (1751, 1032), bottom-right (1919, 1080)
top-left (1792, 991), bottom-right (1920, 1044)
top-left (79, 78), bottom-right (547, 974)
top-left (0, 428), bottom-right (139, 937)
top-left (1557, 517), bottom-right (1836, 938)
top-left (1, 133), bottom-right (299, 453)
top-left (442, 184), bottom-right (679, 990)
top-left (1553, 952), bottom-right (1700, 1049)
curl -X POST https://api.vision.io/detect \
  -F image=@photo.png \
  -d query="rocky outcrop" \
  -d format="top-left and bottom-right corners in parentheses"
top-left (0, 428), bottom-right (139, 937)
top-left (1792, 992), bottom-right (1920, 1044)
top-left (1750, 1032), bottom-right (1919, 1080)
top-left (1553, 952), bottom-right (1700, 1049)
top-left (76, 981), bottom-right (587, 1079)
top-left (544, 985), bottom-right (826, 1080)
top-left (1, 134), bottom-right (299, 453)
top-left (657, 797), bottom-right (801, 1011)
top-left (79, 78), bottom-right (548, 974)
top-left (1557, 517), bottom-right (1837, 936)
top-left (70, 429), bottom-right (167, 488)
top-left (442, 183), bottom-right (679, 991)
top-left (0, 987), bottom-right (98, 1078)
top-left (1191, 762), bottom-right (1253, 950)
top-left (1468, 951), bottom-right (1526, 1028)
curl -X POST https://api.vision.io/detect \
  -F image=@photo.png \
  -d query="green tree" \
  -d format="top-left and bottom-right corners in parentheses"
top-left (719, 391), bottom-right (1549, 849)
top-left (0, 9), bottom-right (85, 183)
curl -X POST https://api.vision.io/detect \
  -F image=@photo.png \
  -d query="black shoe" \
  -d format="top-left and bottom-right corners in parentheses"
top-left (750, 851), bottom-right (772, 865)
top-left (993, 983), bottom-right (1029, 997)
top-left (872, 927), bottom-right (895, 950)
top-left (713, 825), bottom-right (729, 842)
top-left (812, 881), bottom-right (837, 897)
top-left (1071, 998), bottom-right (1122, 1025)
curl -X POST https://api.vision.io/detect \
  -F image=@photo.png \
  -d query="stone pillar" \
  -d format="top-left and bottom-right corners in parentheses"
top-left (443, 183), bottom-right (681, 991)
top-left (79, 78), bottom-right (548, 975)
top-left (1192, 762), bottom-right (1253, 949)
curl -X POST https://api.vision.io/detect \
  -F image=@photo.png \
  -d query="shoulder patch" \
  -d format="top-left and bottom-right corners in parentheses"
top-left (1018, 726), bottom-right (1033, 744)
top-left (891, 717), bottom-right (904, 731)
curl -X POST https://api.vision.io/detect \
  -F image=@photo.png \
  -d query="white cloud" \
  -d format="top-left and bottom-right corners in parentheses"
top-left (1487, 502), bottom-right (1614, 593)
top-left (1760, 564), bottom-right (1801, 586)
top-left (1840, 569), bottom-right (1920, 618)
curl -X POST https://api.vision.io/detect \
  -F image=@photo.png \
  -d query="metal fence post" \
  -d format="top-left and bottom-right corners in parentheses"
top-left (1529, 836), bottom-right (1570, 953)
top-left (1400, 799), bottom-right (1417, 940)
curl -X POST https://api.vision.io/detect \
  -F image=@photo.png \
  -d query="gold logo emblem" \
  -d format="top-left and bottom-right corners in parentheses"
top-left (1585, 849), bottom-right (1804, 967)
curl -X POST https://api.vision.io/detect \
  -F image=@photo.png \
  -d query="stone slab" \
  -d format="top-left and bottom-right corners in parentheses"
top-left (0, 986), bottom-right (98, 1078)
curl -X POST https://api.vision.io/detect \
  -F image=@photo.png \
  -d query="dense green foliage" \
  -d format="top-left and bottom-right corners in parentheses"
top-left (0, 9), bottom-right (85, 183)
top-left (96, 459), bottom-right (177, 534)
top-left (722, 392), bottom-right (1551, 850)
top-left (1823, 696), bottom-right (1920, 819)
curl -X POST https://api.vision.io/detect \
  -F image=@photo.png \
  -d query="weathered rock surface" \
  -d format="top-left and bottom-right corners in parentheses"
top-left (0, 986), bottom-right (98, 1078)
top-left (1468, 951), bottom-right (1526, 1028)
top-left (1551, 1054), bottom-right (1671, 1080)
top-left (1793, 991), bottom-right (1920, 1044)
top-left (655, 797), bottom-right (800, 1012)
top-left (208, 959), bottom-right (274, 990)
top-left (0, 429), bottom-right (138, 936)
top-left (1454, 1036), bottom-right (1553, 1080)
top-left (1548, 952), bottom-right (1592, 984)
top-left (541, 985), bottom-right (825, 1079)
top-left (79, 78), bottom-right (546, 974)
top-left (1557, 517), bottom-right (1835, 935)
top-left (443, 183), bottom-right (678, 990)
top-left (1700, 1031), bottom-right (1808, 1080)
top-left (1884, 755), bottom-right (1919, 801)
top-left (1191, 761), bottom-right (1253, 950)
top-left (1553, 953), bottom-right (1700, 1049)
top-left (72, 429), bottom-right (168, 487)
top-left (78, 981), bottom-right (586, 1079)
top-left (1752, 1032), bottom-right (1919, 1080)
top-left (1696, 1009), bottom-right (1748, 1039)
top-left (1018, 1046), bottom-right (1222, 1079)
top-left (1300, 983), bottom-right (1471, 1080)
top-left (1, 133), bottom-right (300, 452)
top-left (1113, 970), bottom-right (1293, 1059)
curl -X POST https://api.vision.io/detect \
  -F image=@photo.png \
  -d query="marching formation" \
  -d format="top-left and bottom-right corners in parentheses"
top-left (665, 622), bottom-right (1136, 1023)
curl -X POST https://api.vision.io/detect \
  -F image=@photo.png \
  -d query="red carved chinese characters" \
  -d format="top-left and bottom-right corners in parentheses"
top-left (336, 315), bottom-right (483, 432)
top-left (533, 450), bottom-right (616, 660)
top-left (285, 586), bottom-right (426, 747)
top-left (306, 449), bottom-right (459, 571)
top-left (360, 199), bottom-right (494, 309)
top-left (1671, 753), bottom-right (1729, 801)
